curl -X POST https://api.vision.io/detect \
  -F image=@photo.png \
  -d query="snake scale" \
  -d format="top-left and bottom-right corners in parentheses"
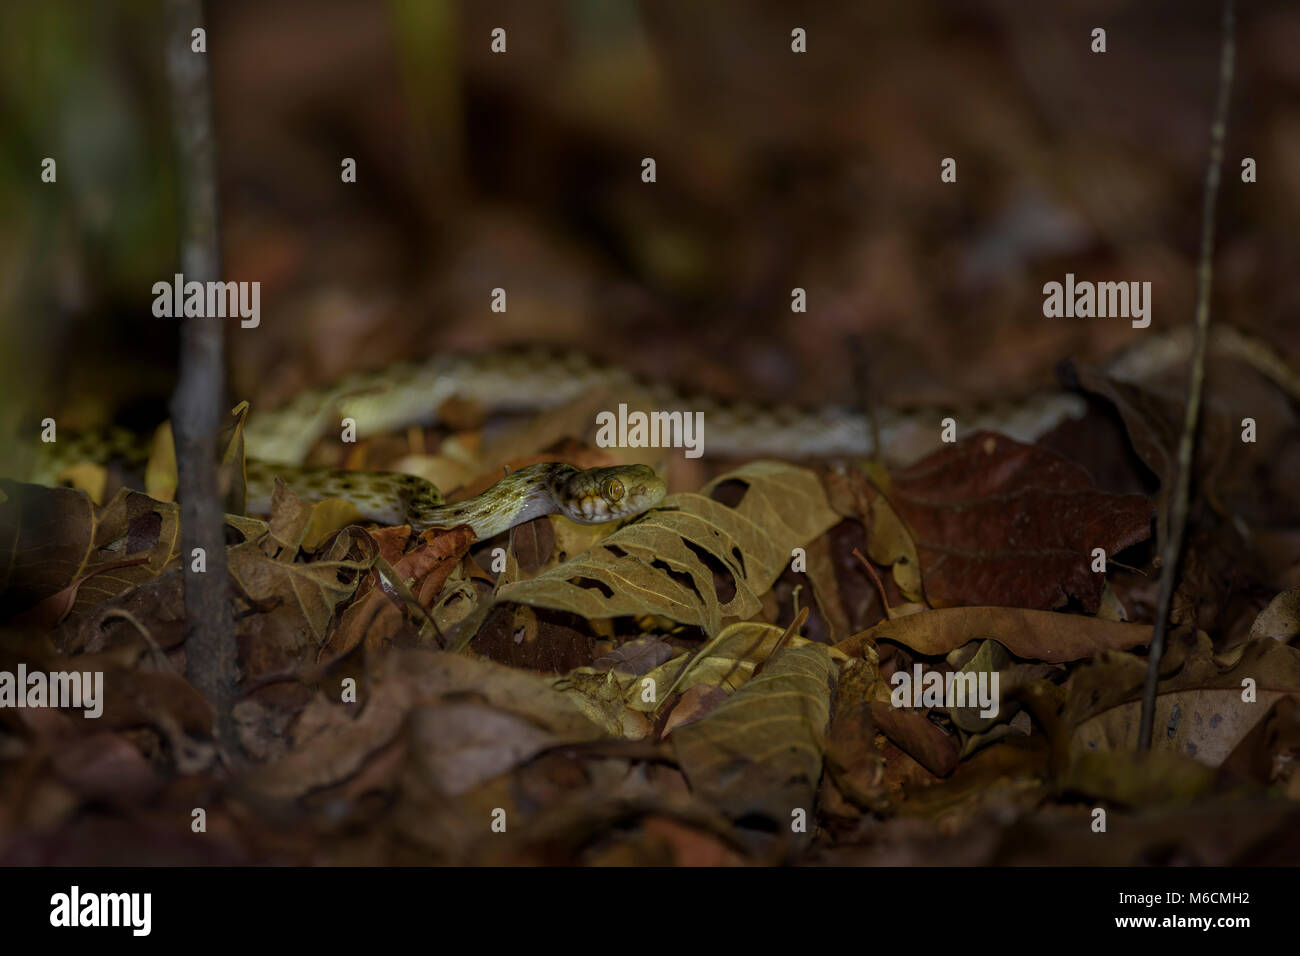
top-left (26, 324), bottom-right (1296, 539)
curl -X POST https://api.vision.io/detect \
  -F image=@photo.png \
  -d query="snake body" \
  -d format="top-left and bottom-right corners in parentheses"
top-left (29, 431), bottom-right (666, 540)
top-left (243, 458), bottom-right (665, 539)
top-left (240, 346), bottom-right (1091, 467)
top-left (26, 324), bottom-right (1295, 538)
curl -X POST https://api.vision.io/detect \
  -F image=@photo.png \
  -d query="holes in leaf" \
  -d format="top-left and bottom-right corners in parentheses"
top-left (604, 544), bottom-right (628, 559)
top-left (730, 546), bottom-right (746, 580)
top-left (709, 478), bottom-right (750, 509)
top-left (650, 559), bottom-right (703, 602)
top-left (568, 576), bottom-right (614, 599)
top-left (683, 540), bottom-right (737, 603)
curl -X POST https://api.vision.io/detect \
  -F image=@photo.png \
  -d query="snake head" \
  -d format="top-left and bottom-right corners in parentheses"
top-left (558, 464), bottom-right (666, 525)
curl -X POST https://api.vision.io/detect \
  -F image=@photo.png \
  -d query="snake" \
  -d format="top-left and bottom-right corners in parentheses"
top-left (243, 458), bottom-right (666, 539)
top-left (22, 323), bottom-right (1296, 539)
top-left (28, 428), bottom-right (666, 540)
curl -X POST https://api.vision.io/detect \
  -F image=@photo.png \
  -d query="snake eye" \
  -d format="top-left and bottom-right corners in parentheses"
top-left (601, 478), bottom-right (625, 502)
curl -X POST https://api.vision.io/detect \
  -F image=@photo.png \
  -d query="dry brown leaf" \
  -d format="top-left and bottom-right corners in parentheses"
top-left (10, 556), bottom-right (151, 629)
top-left (824, 656), bottom-right (888, 810)
top-left (672, 644), bottom-right (835, 822)
top-left (1251, 587), bottom-right (1300, 641)
top-left (0, 482), bottom-right (181, 622)
top-left (324, 526), bottom-right (474, 656)
top-left (886, 432), bottom-right (1153, 611)
top-left (843, 606), bottom-right (1152, 662)
top-left (1061, 750), bottom-right (1219, 807)
top-left (407, 702), bottom-right (561, 796)
top-left (247, 649), bottom-right (605, 800)
top-left (869, 701), bottom-right (960, 778)
top-left (1064, 632), bottom-right (1300, 767)
top-left (1061, 359), bottom-right (1235, 546)
top-left (660, 683), bottom-right (729, 735)
top-left (1218, 696), bottom-right (1300, 792)
top-left (593, 636), bottom-right (675, 676)
top-left (227, 534), bottom-right (372, 641)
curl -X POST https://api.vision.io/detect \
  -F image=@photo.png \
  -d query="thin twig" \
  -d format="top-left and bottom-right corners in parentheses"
top-left (99, 608), bottom-right (178, 675)
top-left (1138, 0), bottom-right (1235, 749)
top-left (166, 0), bottom-right (241, 763)
top-left (852, 547), bottom-right (894, 617)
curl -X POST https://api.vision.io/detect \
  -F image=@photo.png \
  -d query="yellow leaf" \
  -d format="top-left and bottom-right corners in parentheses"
top-left (144, 422), bottom-right (177, 502)
top-left (672, 644), bottom-right (836, 820)
top-left (496, 462), bottom-right (840, 635)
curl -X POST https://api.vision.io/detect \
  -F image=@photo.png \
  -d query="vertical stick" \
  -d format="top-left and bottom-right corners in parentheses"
top-left (1138, 0), bottom-right (1236, 749)
top-left (165, 0), bottom-right (239, 760)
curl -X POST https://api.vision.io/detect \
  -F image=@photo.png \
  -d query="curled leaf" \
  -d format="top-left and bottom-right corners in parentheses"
top-left (843, 606), bottom-right (1152, 662)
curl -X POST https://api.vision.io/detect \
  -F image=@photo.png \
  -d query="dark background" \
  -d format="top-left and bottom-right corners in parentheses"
top-left (2, 0), bottom-right (1297, 466)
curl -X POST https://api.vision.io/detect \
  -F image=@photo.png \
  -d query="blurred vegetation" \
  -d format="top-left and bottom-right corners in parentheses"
top-left (2, 0), bottom-right (1297, 465)
top-left (2, 1), bottom-right (177, 474)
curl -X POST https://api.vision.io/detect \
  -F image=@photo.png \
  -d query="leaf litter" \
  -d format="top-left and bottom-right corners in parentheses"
top-left (3, 425), bottom-right (1300, 866)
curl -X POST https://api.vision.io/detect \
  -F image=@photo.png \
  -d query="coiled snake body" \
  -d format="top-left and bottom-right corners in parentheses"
top-left (25, 325), bottom-right (1296, 538)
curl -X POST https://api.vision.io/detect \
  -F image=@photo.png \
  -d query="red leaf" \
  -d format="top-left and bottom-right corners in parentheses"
top-left (889, 432), bottom-right (1153, 611)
